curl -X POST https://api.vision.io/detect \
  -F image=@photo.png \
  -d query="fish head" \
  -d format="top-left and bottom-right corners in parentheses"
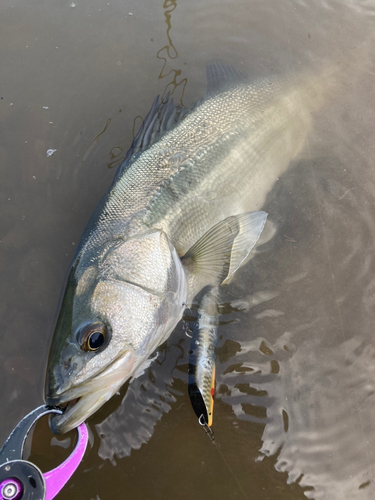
top-left (45, 229), bottom-right (187, 434)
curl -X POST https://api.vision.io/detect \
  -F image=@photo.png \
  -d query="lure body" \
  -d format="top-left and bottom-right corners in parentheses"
top-left (188, 288), bottom-right (219, 429)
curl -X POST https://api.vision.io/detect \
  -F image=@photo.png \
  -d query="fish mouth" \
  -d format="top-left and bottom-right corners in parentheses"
top-left (46, 349), bottom-right (135, 434)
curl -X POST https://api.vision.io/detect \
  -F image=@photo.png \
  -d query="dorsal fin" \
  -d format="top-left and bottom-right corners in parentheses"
top-left (116, 62), bottom-right (245, 176)
top-left (118, 94), bottom-right (203, 172)
top-left (206, 62), bottom-right (247, 97)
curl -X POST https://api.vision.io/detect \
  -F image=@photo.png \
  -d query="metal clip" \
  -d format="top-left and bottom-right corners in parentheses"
top-left (0, 406), bottom-right (88, 500)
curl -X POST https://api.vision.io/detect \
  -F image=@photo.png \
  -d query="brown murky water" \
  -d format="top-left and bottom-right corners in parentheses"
top-left (1, 0), bottom-right (375, 499)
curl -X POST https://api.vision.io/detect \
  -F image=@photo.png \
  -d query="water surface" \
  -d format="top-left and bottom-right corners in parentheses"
top-left (1, 0), bottom-right (375, 499)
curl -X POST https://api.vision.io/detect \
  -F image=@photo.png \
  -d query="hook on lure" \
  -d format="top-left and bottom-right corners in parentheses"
top-left (0, 405), bottom-right (88, 500)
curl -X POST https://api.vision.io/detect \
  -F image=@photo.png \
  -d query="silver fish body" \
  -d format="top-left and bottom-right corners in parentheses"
top-left (45, 64), bottom-right (332, 433)
top-left (84, 70), bottom-right (326, 256)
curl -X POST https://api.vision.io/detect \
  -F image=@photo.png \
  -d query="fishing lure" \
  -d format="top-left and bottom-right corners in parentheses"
top-left (188, 288), bottom-right (219, 439)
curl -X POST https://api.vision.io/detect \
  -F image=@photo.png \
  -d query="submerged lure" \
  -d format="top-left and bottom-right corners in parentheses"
top-left (45, 62), bottom-right (333, 434)
top-left (188, 288), bottom-right (219, 437)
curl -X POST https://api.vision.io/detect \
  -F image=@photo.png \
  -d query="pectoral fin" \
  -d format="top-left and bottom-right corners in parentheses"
top-left (182, 211), bottom-right (267, 301)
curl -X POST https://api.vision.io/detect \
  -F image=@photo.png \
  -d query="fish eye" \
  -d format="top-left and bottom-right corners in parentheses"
top-left (78, 322), bottom-right (108, 352)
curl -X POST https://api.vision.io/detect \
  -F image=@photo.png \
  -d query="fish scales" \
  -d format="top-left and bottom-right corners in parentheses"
top-left (82, 73), bottom-right (324, 258)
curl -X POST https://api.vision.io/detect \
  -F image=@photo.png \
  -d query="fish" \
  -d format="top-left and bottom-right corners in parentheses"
top-left (188, 287), bottom-right (219, 437)
top-left (45, 62), bottom-right (331, 434)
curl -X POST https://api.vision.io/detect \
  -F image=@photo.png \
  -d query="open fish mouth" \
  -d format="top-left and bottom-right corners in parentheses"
top-left (46, 349), bottom-right (135, 434)
top-left (49, 389), bottom-right (116, 434)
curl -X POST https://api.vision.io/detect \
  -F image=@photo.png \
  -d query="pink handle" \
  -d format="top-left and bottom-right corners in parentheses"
top-left (43, 423), bottom-right (88, 500)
